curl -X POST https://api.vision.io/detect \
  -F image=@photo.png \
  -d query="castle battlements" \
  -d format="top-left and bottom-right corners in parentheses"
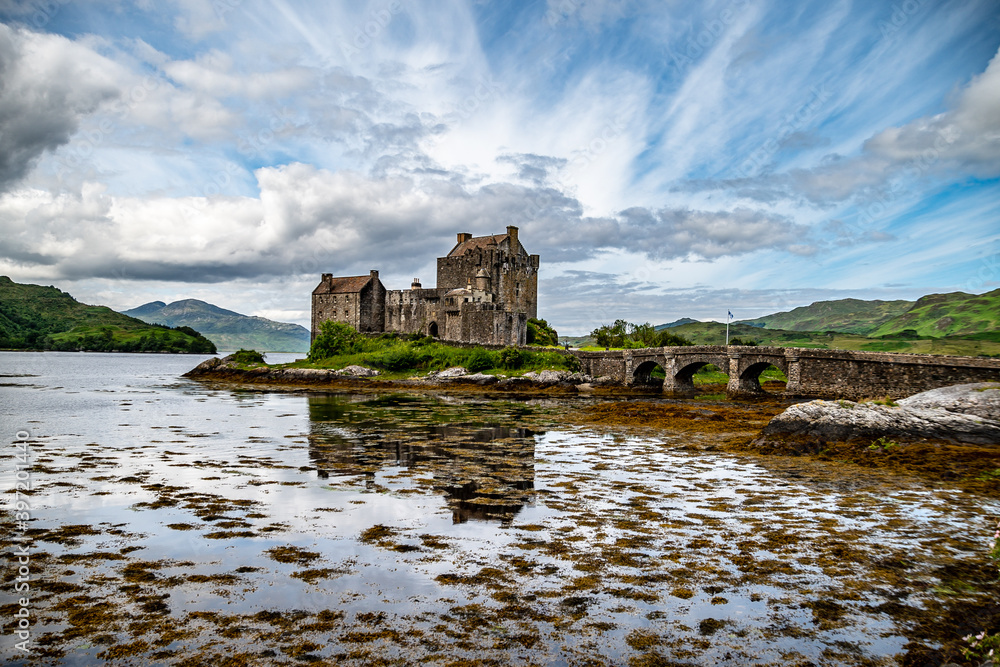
top-left (311, 226), bottom-right (539, 346)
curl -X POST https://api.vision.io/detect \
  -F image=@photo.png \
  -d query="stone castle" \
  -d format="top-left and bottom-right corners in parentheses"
top-left (311, 226), bottom-right (539, 346)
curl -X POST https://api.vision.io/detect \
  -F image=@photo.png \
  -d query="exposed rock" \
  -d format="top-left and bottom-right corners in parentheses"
top-left (898, 382), bottom-right (1000, 421)
top-left (449, 372), bottom-right (498, 386)
top-left (279, 367), bottom-right (334, 380)
top-left (336, 365), bottom-right (380, 377)
top-left (566, 372), bottom-right (595, 385)
top-left (524, 370), bottom-right (570, 384)
top-left (754, 383), bottom-right (1000, 450)
top-left (430, 366), bottom-right (468, 378)
top-left (186, 357), bottom-right (222, 375)
top-left (497, 376), bottom-right (536, 389)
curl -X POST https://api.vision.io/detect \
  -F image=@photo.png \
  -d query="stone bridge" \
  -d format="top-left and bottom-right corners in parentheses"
top-left (572, 346), bottom-right (1000, 400)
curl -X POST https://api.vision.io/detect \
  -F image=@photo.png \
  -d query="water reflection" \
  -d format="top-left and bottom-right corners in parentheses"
top-left (307, 394), bottom-right (539, 523)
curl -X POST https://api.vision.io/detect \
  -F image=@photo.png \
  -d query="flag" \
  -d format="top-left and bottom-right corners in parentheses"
top-left (728, 310), bottom-right (733, 321)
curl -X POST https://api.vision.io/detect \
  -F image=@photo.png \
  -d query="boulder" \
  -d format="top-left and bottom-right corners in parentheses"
top-left (279, 367), bottom-right (334, 380)
top-left (754, 383), bottom-right (1000, 450)
top-left (897, 382), bottom-right (1000, 421)
top-left (431, 366), bottom-right (468, 378)
top-left (450, 372), bottom-right (498, 386)
top-left (524, 370), bottom-right (570, 384)
top-left (185, 357), bottom-right (222, 375)
top-left (336, 365), bottom-right (380, 378)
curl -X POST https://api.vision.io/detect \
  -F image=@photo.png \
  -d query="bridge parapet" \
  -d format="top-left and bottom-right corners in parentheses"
top-left (570, 345), bottom-right (1000, 399)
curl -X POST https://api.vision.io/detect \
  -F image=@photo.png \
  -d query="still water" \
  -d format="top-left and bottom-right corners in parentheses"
top-left (1, 351), bottom-right (996, 666)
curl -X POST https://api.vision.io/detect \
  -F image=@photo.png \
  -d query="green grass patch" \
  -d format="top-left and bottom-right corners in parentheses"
top-left (296, 322), bottom-right (578, 377)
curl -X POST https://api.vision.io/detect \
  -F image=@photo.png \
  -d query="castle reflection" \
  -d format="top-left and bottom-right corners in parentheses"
top-left (306, 394), bottom-right (539, 523)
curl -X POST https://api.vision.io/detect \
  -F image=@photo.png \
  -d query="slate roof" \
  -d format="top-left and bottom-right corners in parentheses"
top-left (312, 275), bottom-right (372, 295)
top-left (447, 233), bottom-right (507, 257)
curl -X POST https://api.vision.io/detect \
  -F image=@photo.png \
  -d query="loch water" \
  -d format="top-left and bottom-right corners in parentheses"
top-left (1, 351), bottom-right (997, 666)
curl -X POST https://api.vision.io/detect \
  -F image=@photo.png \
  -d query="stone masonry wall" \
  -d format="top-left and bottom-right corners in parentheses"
top-left (790, 349), bottom-right (1000, 399)
top-left (571, 346), bottom-right (1000, 399)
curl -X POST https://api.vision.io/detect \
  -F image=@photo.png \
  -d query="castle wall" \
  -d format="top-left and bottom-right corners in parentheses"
top-left (314, 227), bottom-right (537, 347)
top-left (385, 288), bottom-right (444, 336)
top-left (312, 291), bottom-right (360, 340)
top-left (496, 242), bottom-right (539, 321)
top-left (358, 280), bottom-right (387, 333)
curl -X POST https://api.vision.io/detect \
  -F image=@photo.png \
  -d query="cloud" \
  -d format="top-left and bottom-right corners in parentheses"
top-left (615, 207), bottom-right (814, 259)
top-left (0, 25), bottom-right (122, 192)
top-left (496, 153), bottom-right (568, 185)
top-left (715, 45), bottom-right (1000, 206)
top-left (863, 46), bottom-right (1000, 176)
top-left (0, 162), bottom-right (816, 283)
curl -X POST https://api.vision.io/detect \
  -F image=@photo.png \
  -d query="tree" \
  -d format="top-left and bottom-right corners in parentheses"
top-left (592, 319), bottom-right (692, 349)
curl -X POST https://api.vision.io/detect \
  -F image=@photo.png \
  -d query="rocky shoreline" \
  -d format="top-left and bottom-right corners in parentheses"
top-left (183, 354), bottom-right (635, 394)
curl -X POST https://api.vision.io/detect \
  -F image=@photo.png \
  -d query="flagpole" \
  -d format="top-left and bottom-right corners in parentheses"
top-left (726, 315), bottom-right (730, 346)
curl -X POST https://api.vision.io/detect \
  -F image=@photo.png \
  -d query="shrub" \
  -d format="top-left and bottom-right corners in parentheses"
top-left (527, 318), bottom-right (559, 346)
top-left (372, 346), bottom-right (420, 371)
top-left (232, 349), bottom-right (265, 364)
top-left (466, 347), bottom-right (497, 373)
top-left (499, 346), bottom-right (524, 369)
top-left (309, 321), bottom-right (360, 361)
top-left (728, 337), bottom-right (757, 346)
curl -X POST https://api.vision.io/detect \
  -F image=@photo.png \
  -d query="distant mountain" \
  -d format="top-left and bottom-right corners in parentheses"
top-left (0, 276), bottom-right (215, 353)
top-left (738, 298), bottom-right (913, 335)
top-left (870, 289), bottom-right (1000, 338)
top-left (655, 318), bottom-right (699, 330)
top-left (122, 299), bottom-right (310, 353)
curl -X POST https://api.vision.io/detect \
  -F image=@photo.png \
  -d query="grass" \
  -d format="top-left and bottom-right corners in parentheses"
top-left (292, 324), bottom-right (579, 378)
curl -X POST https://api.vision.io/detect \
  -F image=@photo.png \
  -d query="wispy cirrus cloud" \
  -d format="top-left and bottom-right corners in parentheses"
top-left (0, 0), bottom-right (997, 332)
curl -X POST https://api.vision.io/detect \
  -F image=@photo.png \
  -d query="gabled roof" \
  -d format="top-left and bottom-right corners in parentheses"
top-left (312, 275), bottom-right (372, 295)
top-left (447, 233), bottom-right (507, 257)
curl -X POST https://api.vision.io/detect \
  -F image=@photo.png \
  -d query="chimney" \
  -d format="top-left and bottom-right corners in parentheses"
top-left (411, 278), bottom-right (422, 289)
top-left (506, 225), bottom-right (519, 247)
top-left (457, 232), bottom-right (472, 244)
top-left (322, 273), bottom-right (332, 283)
top-left (370, 269), bottom-right (379, 282)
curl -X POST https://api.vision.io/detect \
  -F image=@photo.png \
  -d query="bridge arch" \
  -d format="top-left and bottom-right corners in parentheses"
top-left (632, 360), bottom-right (666, 386)
top-left (661, 351), bottom-right (730, 394)
top-left (730, 350), bottom-right (789, 395)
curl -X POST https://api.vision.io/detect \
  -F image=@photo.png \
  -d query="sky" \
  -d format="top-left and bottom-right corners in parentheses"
top-left (0, 0), bottom-right (998, 335)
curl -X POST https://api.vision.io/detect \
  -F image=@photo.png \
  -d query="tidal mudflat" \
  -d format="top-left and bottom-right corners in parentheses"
top-left (1, 352), bottom-right (998, 666)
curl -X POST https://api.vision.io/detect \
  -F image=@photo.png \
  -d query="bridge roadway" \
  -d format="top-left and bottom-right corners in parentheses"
top-left (571, 345), bottom-right (1000, 400)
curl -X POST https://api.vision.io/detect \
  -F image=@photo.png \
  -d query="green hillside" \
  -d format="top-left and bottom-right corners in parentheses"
top-left (870, 289), bottom-right (1000, 338)
top-left (0, 276), bottom-right (216, 353)
top-left (666, 320), bottom-right (1000, 357)
top-left (739, 298), bottom-right (913, 334)
top-left (122, 299), bottom-right (310, 353)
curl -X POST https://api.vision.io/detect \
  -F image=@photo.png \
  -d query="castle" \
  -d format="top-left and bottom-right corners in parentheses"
top-left (311, 226), bottom-right (539, 346)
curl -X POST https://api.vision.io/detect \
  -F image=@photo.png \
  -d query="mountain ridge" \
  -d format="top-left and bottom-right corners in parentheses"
top-left (0, 276), bottom-right (215, 353)
top-left (123, 299), bottom-right (310, 353)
